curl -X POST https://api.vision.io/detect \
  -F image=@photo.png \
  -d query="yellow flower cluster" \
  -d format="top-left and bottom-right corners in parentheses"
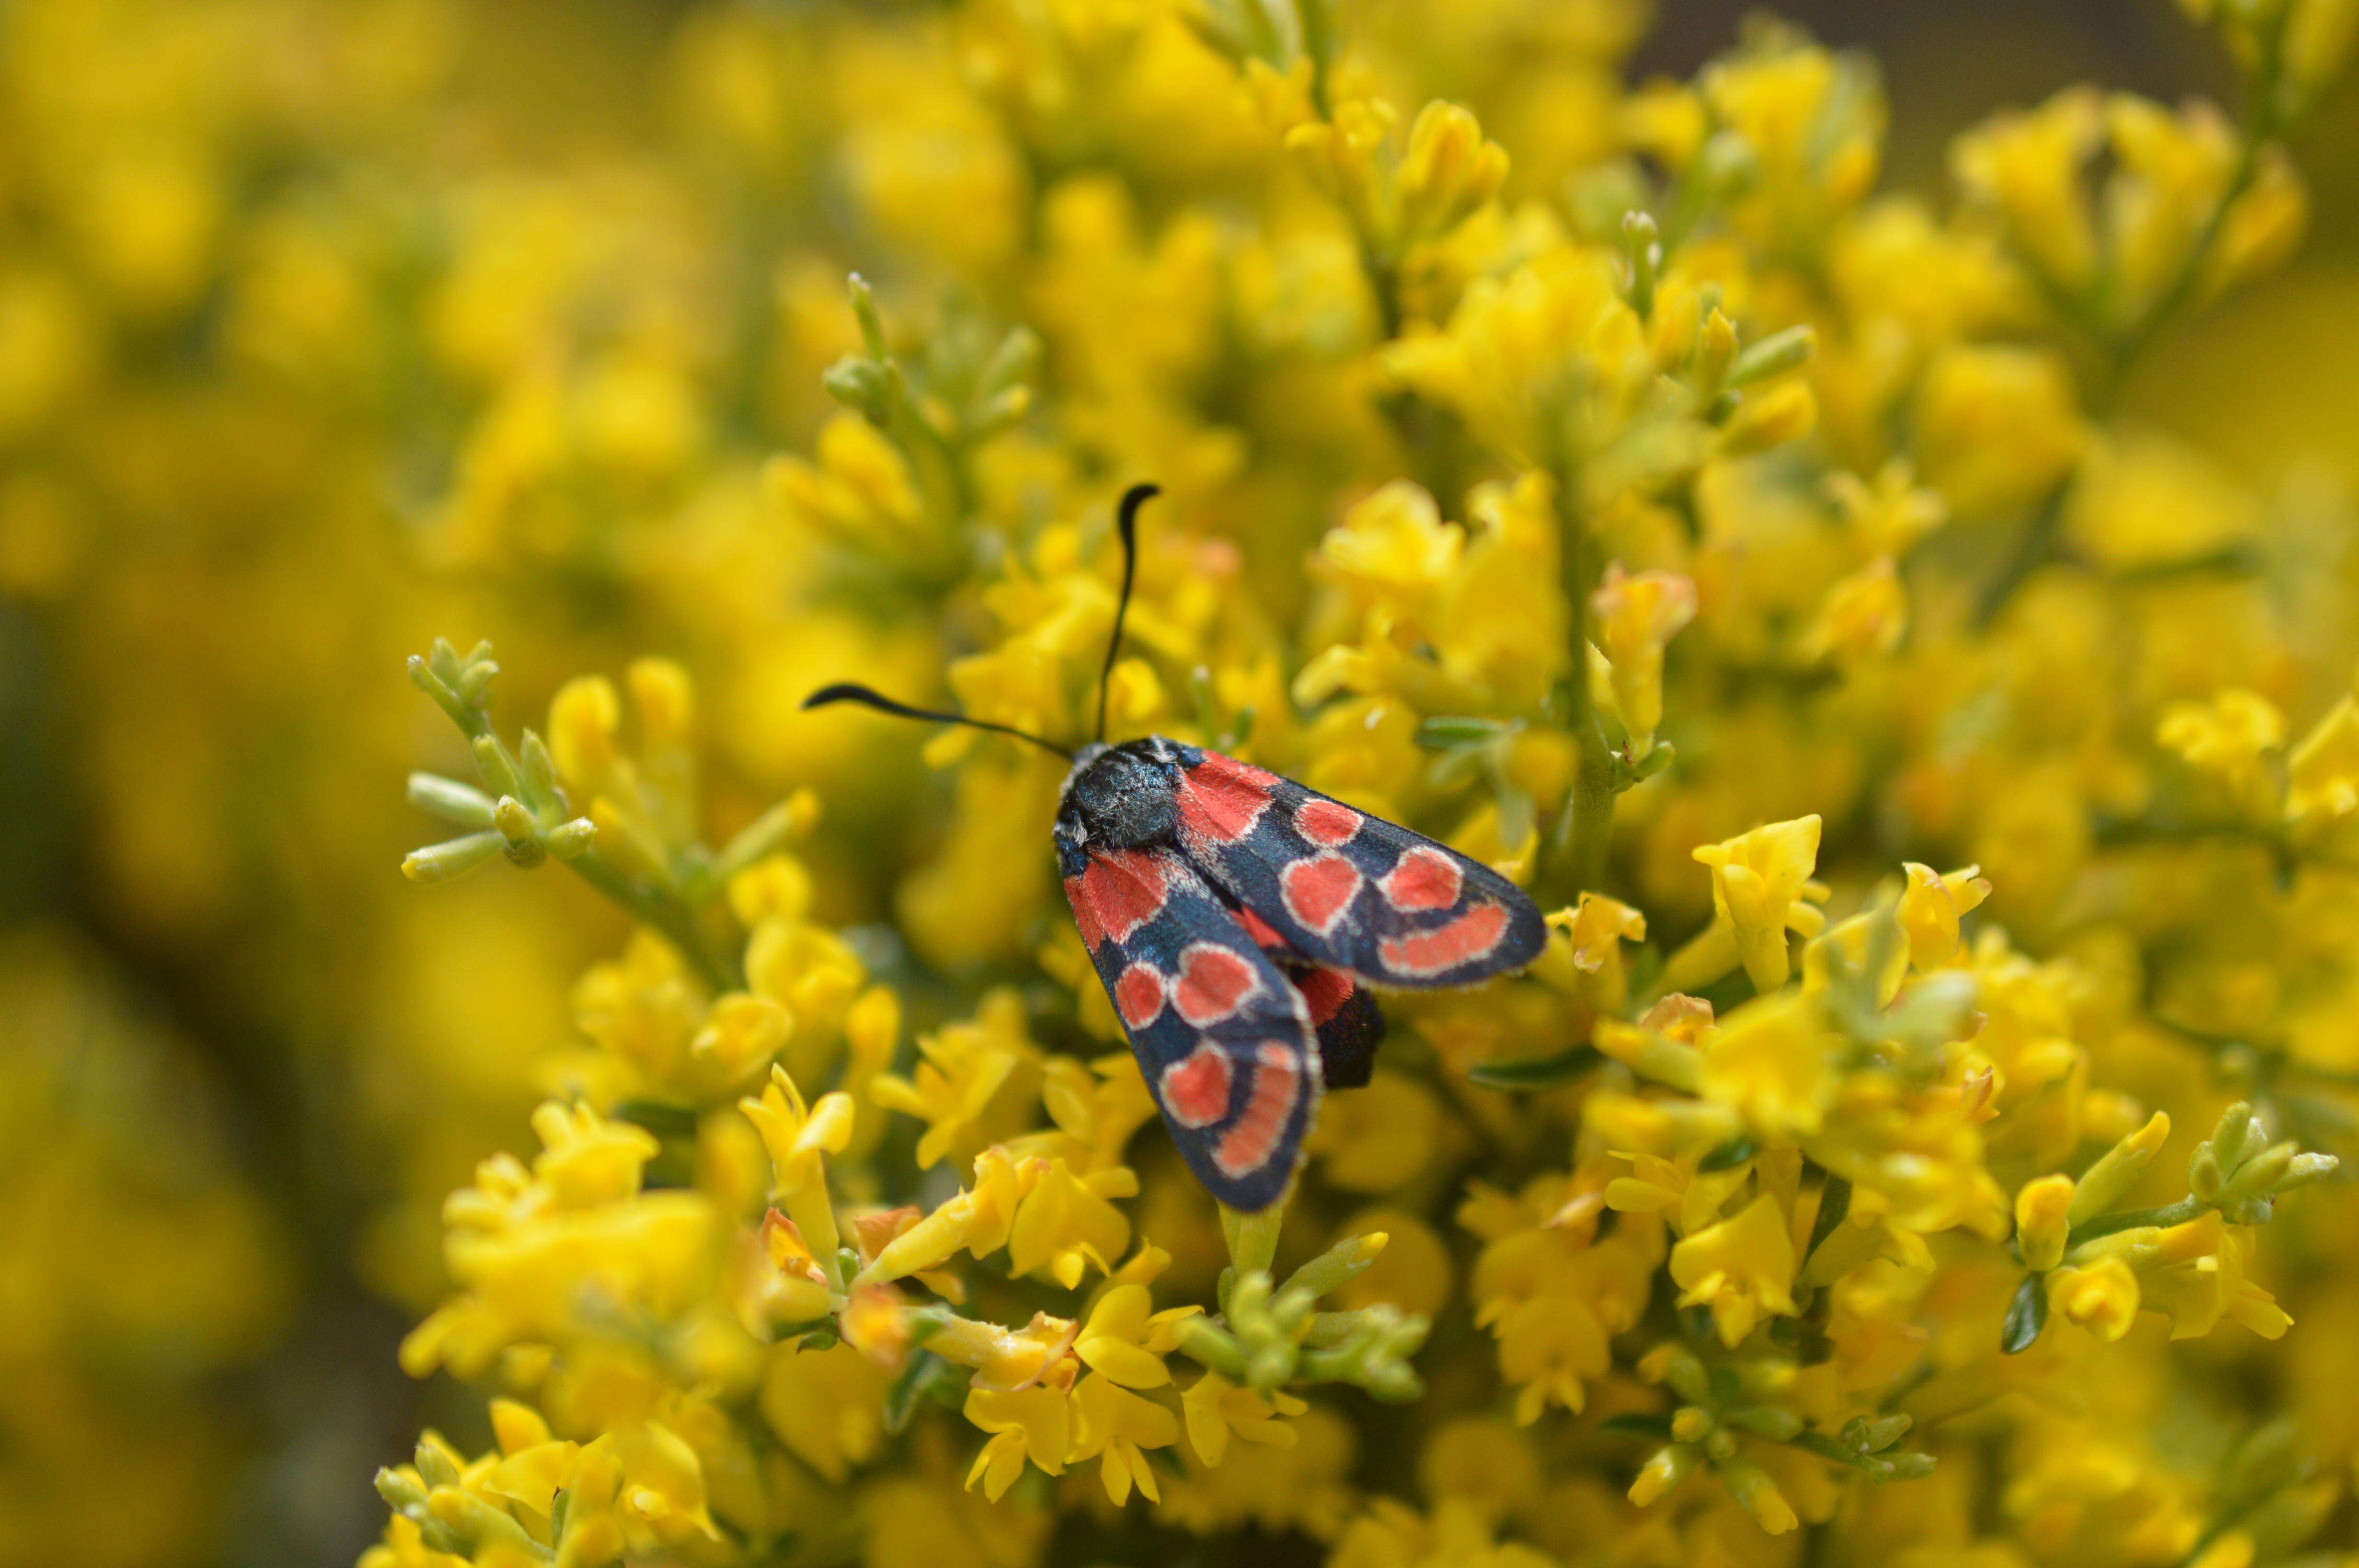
top-left (8, 0), bottom-right (2359, 1564)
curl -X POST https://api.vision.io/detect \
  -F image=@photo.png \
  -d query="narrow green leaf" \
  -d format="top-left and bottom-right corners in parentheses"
top-left (2000, 1272), bottom-right (2047, 1354)
top-left (884, 1348), bottom-right (951, 1435)
top-left (1416, 714), bottom-right (1510, 750)
top-left (1466, 1045), bottom-right (1602, 1091)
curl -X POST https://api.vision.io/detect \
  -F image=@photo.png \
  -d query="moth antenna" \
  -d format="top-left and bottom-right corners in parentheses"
top-left (1096, 482), bottom-right (1160, 744)
top-left (803, 682), bottom-right (1072, 760)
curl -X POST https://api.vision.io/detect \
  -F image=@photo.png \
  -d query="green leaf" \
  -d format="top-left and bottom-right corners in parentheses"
top-left (612, 1100), bottom-right (701, 1140)
top-left (1599, 1411), bottom-right (1674, 1439)
top-left (1416, 714), bottom-right (1510, 750)
top-left (2000, 1272), bottom-right (2047, 1355)
top-left (1700, 1135), bottom-right (1760, 1171)
top-left (1466, 1045), bottom-right (1602, 1091)
top-left (884, 1348), bottom-right (960, 1435)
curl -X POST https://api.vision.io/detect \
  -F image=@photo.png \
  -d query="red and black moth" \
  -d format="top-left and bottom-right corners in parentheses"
top-left (805, 484), bottom-right (1545, 1210)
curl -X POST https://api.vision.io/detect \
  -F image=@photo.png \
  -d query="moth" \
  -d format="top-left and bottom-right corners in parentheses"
top-left (806, 483), bottom-right (1545, 1209)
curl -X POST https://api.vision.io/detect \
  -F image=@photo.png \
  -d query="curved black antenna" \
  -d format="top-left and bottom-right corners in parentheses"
top-left (803, 682), bottom-right (1072, 760)
top-left (1096, 482), bottom-right (1160, 744)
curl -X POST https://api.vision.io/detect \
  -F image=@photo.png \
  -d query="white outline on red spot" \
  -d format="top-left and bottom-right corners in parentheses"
top-left (1114, 961), bottom-right (1167, 1029)
top-left (1379, 844), bottom-right (1462, 912)
top-left (1160, 1042), bottom-right (1233, 1128)
top-left (1280, 852), bottom-right (1363, 935)
top-left (1379, 901), bottom-right (1510, 977)
top-left (1292, 797), bottom-right (1362, 847)
top-left (1171, 942), bottom-right (1262, 1027)
top-left (1213, 1042), bottom-right (1303, 1177)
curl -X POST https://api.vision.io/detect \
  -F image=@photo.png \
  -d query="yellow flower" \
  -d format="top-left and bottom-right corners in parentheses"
top-left (1181, 1368), bottom-right (1309, 1468)
top-left (1691, 816), bottom-right (1830, 993)
top-left (1669, 1193), bottom-right (1799, 1346)
top-left (2159, 688), bottom-right (2286, 814)
top-left (1535, 893), bottom-right (1647, 1013)
top-left (1591, 563), bottom-right (1696, 754)
top-left (1952, 87), bottom-right (2106, 291)
top-left (1800, 554), bottom-right (1907, 664)
top-left (1382, 247), bottom-right (1673, 480)
top-left (1069, 1372), bottom-right (1180, 1505)
top-left (2138, 1216), bottom-right (2292, 1341)
top-left (1287, 98), bottom-right (1509, 266)
top-left (2286, 693), bottom-right (2359, 827)
top-left (1321, 480), bottom-right (1463, 609)
top-left (1329, 1496), bottom-right (1560, 1568)
top-left (1009, 1156), bottom-right (1135, 1288)
top-left (738, 1064), bottom-right (855, 1276)
top-left (1911, 344), bottom-right (2087, 516)
top-left (2049, 1255), bottom-right (2140, 1341)
top-left (526, 1102), bottom-right (661, 1210)
top-left (1465, 1178), bottom-right (1663, 1423)
top-left (1072, 1281), bottom-right (1197, 1389)
top-left (962, 1385), bottom-right (1070, 1501)
top-left (761, 1343), bottom-right (890, 1483)
top-left (869, 987), bottom-right (1036, 1169)
top-left (1895, 862), bottom-right (1992, 971)
top-left (856, 1146), bottom-right (1045, 1286)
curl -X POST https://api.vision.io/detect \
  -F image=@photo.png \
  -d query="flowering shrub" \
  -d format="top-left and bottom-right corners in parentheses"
top-left (360, 0), bottom-right (2359, 1559)
top-left (8, 0), bottom-right (2359, 1564)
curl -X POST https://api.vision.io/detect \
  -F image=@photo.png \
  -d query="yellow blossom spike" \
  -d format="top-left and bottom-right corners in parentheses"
top-left (1693, 816), bottom-right (1827, 992)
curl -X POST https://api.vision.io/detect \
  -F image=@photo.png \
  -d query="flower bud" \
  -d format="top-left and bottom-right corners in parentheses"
top-left (1718, 380), bottom-right (1817, 457)
top-left (401, 830), bottom-right (503, 883)
top-left (2015, 1173), bottom-right (2076, 1271)
top-left (2068, 1111), bottom-right (2170, 1224)
top-left (1627, 1444), bottom-right (1692, 1506)
top-left (407, 771), bottom-right (496, 827)
top-left (2275, 1151), bottom-right (2341, 1192)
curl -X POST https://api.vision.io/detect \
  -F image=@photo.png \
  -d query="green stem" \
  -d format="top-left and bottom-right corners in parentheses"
top-left (1970, 475), bottom-right (2073, 629)
top-left (1552, 472), bottom-right (1614, 898)
top-left (2065, 1195), bottom-right (2205, 1248)
top-left (1174, 1316), bottom-right (1248, 1379)
top-left (566, 848), bottom-right (741, 994)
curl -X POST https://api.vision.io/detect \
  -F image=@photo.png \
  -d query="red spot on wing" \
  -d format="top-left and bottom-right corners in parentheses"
top-left (1213, 1043), bottom-right (1304, 1178)
top-left (1177, 752), bottom-right (1276, 847)
top-left (1160, 1043), bottom-right (1233, 1128)
top-left (1174, 943), bottom-right (1261, 1026)
top-left (1293, 798), bottom-right (1362, 847)
top-left (1115, 962), bottom-right (1166, 1029)
top-left (1080, 849), bottom-right (1172, 944)
top-left (1064, 875), bottom-right (1105, 951)
top-left (1380, 902), bottom-right (1511, 977)
top-left (1291, 966), bottom-right (1355, 1028)
top-left (1280, 852), bottom-right (1363, 935)
top-left (1233, 905), bottom-right (1285, 950)
top-left (1380, 845), bottom-right (1463, 912)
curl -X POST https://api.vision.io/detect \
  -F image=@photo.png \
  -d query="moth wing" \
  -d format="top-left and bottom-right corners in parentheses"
top-left (1061, 844), bottom-right (1319, 1211)
top-left (1172, 747), bottom-right (1548, 988)
top-left (1288, 962), bottom-right (1385, 1089)
top-left (1226, 901), bottom-right (1385, 1090)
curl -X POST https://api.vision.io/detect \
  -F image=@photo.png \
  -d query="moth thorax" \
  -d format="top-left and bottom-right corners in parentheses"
top-left (1063, 740), bottom-right (1178, 850)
